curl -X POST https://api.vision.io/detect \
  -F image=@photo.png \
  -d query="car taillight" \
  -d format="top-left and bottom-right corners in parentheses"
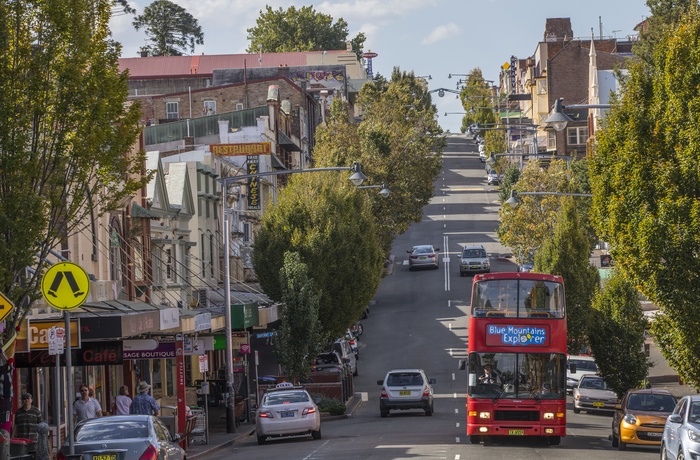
top-left (422, 386), bottom-right (431, 397)
top-left (56, 452), bottom-right (67, 460)
top-left (380, 387), bottom-right (388, 398)
top-left (258, 411), bottom-right (274, 418)
top-left (302, 407), bottom-right (316, 416)
top-left (138, 445), bottom-right (158, 460)
top-left (410, 255), bottom-right (418, 259)
top-left (428, 254), bottom-right (436, 258)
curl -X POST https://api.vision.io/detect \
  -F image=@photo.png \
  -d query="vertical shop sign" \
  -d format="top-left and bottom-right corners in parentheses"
top-left (176, 337), bottom-right (186, 434)
top-left (510, 55), bottom-right (517, 93)
top-left (247, 155), bottom-right (260, 210)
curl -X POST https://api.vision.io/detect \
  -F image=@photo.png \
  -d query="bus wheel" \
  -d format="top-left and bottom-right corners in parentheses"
top-left (469, 435), bottom-right (481, 444)
top-left (548, 436), bottom-right (561, 446)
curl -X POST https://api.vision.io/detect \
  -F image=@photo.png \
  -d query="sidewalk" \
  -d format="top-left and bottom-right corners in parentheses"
top-left (186, 394), bottom-right (365, 459)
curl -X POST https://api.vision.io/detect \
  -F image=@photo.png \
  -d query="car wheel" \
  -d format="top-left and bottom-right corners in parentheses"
top-left (469, 435), bottom-right (481, 444)
top-left (355, 352), bottom-right (359, 361)
top-left (618, 437), bottom-right (626, 451)
top-left (257, 435), bottom-right (266, 445)
top-left (660, 442), bottom-right (669, 460)
top-left (380, 408), bottom-right (389, 418)
top-left (677, 449), bottom-right (686, 460)
top-left (425, 404), bottom-right (433, 416)
top-left (548, 436), bottom-right (561, 446)
top-left (353, 366), bottom-right (358, 377)
top-left (362, 308), bottom-right (369, 319)
top-left (611, 432), bottom-right (619, 448)
top-left (312, 428), bottom-right (322, 440)
top-left (573, 407), bottom-right (581, 414)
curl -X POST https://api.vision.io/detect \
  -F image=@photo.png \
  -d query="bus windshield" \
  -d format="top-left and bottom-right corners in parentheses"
top-left (471, 279), bottom-right (564, 318)
top-left (467, 352), bottom-right (566, 400)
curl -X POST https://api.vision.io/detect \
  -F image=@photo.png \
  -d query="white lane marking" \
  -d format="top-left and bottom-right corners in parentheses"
top-left (449, 349), bottom-right (453, 357)
top-left (449, 322), bottom-right (452, 331)
top-left (455, 408), bottom-right (459, 414)
top-left (448, 300), bottom-right (451, 308)
top-left (443, 234), bottom-right (450, 292)
top-left (452, 373), bottom-right (456, 381)
top-left (455, 455), bottom-right (461, 459)
top-left (456, 422), bottom-right (460, 428)
top-left (455, 437), bottom-right (460, 444)
top-left (454, 392), bottom-right (458, 398)
top-left (302, 440), bottom-right (330, 460)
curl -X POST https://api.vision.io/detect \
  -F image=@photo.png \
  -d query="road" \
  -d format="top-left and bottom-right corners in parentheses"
top-left (213, 134), bottom-right (662, 459)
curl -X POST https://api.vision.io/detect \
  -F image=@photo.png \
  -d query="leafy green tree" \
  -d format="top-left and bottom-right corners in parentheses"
top-left (247, 6), bottom-right (365, 59)
top-left (497, 159), bottom-right (580, 262)
top-left (590, 4), bottom-right (700, 389)
top-left (252, 173), bottom-right (383, 339)
top-left (634, 0), bottom-right (693, 63)
top-left (275, 252), bottom-right (322, 384)
top-left (536, 198), bottom-right (599, 354)
top-left (0, 0), bottom-right (148, 345)
top-left (112, 0), bottom-right (135, 15)
top-left (133, 0), bottom-right (204, 56)
top-left (313, 68), bottom-right (444, 256)
top-left (588, 270), bottom-right (650, 397)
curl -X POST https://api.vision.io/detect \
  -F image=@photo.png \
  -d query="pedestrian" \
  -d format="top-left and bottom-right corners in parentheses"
top-left (112, 385), bottom-right (132, 416)
top-left (129, 381), bottom-right (159, 416)
top-left (73, 384), bottom-right (103, 423)
top-left (13, 393), bottom-right (42, 442)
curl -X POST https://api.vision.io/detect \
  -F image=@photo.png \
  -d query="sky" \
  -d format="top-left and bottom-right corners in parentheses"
top-left (109, 0), bottom-right (651, 133)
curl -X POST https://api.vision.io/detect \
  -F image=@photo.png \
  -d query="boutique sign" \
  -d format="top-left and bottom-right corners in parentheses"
top-left (485, 324), bottom-right (549, 347)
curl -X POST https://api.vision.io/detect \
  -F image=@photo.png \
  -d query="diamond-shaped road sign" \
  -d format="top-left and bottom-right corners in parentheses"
top-left (0, 292), bottom-right (14, 322)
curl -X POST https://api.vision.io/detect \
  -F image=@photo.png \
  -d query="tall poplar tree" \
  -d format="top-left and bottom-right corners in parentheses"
top-left (133, 0), bottom-right (204, 56)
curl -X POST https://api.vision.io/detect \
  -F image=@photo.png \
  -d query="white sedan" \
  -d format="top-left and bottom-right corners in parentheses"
top-left (255, 383), bottom-right (321, 445)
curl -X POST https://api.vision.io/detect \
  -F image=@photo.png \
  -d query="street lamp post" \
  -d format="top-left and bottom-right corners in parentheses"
top-left (219, 162), bottom-right (367, 433)
top-left (505, 190), bottom-right (593, 208)
top-left (357, 182), bottom-right (391, 198)
top-left (544, 97), bottom-right (612, 131)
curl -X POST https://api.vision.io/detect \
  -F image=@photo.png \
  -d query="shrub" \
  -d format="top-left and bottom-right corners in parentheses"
top-left (312, 395), bottom-right (346, 416)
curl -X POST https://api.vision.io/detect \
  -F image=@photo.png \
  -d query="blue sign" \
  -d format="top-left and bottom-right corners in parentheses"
top-left (487, 325), bottom-right (547, 346)
top-left (256, 332), bottom-right (274, 338)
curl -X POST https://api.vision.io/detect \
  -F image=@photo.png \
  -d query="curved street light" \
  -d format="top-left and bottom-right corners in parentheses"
top-left (505, 190), bottom-right (592, 208)
top-left (358, 182), bottom-right (392, 198)
top-left (545, 97), bottom-right (612, 131)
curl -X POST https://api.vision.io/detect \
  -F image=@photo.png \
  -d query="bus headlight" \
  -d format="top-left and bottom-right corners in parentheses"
top-left (479, 427), bottom-right (489, 433)
top-left (479, 412), bottom-right (491, 419)
top-left (543, 412), bottom-right (554, 420)
top-left (544, 428), bottom-right (555, 434)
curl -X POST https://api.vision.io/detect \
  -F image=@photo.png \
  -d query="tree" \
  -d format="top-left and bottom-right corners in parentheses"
top-left (536, 198), bottom-right (599, 354)
top-left (588, 270), bottom-right (650, 397)
top-left (590, 4), bottom-right (700, 389)
top-left (133, 0), bottom-right (204, 56)
top-left (459, 68), bottom-right (497, 134)
top-left (275, 252), bottom-right (322, 384)
top-left (247, 6), bottom-right (365, 60)
top-left (313, 68), bottom-right (444, 256)
top-left (252, 173), bottom-right (383, 339)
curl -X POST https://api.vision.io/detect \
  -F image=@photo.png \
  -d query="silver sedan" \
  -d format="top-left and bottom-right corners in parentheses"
top-left (256, 384), bottom-right (321, 445)
top-left (407, 245), bottom-right (440, 270)
top-left (661, 395), bottom-right (700, 460)
top-left (573, 375), bottom-right (619, 413)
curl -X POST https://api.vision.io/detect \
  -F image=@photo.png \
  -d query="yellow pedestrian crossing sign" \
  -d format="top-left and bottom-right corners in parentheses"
top-left (41, 262), bottom-right (90, 310)
top-left (0, 292), bottom-right (14, 322)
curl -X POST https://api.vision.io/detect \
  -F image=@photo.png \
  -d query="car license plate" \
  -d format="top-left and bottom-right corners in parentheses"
top-left (92, 455), bottom-right (116, 460)
top-left (508, 430), bottom-right (525, 436)
top-left (399, 390), bottom-right (411, 396)
top-left (593, 402), bottom-right (604, 408)
top-left (280, 411), bottom-right (295, 418)
top-left (647, 432), bottom-right (663, 437)
top-left (419, 256), bottom-right (427, 260)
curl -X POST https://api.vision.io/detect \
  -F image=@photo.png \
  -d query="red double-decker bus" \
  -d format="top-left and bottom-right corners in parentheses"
top-left (466, 272), bottom-right (567, 445)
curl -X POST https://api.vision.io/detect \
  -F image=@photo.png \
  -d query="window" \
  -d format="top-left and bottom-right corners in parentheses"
top-left (203, 100), bottom-right (216, 115)
top-left (536, 80), bottom-right (546, 95)
top-left (235, 103), bottom-right (244, 111)
top-left (165, 247), bottom-right (176, 283)
top-left (243, 222), bottom-right (251, 243)
top-left (201, 234), bottom-right (206, 278)
top-left (166, 102), bottom-right (179, 120)
top-left (547, 131), bottom-right (556, 149)
top-left (567, 126), bottom-right (588, 145)
top-left (209, 234), bottom-right (214, 277)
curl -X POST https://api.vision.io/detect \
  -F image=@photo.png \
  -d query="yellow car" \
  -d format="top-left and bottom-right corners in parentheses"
top-left (612, 388), bottom-right (676, 450)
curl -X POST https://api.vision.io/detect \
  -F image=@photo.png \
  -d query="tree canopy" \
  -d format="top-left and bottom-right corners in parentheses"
top-left (0, 0), bottom-right (148, 346)
top-left (252, 173), bottom-right (383, 339)
top-left (247, 5), bottom-right (365, 59)
top-left (133, 0), bottom-right (204, 56)
top-left (590, 3), bottom-right (700, 389)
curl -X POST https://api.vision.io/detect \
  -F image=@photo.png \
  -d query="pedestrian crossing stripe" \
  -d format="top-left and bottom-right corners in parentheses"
top-left (41, 262), bottom-right (90, 310)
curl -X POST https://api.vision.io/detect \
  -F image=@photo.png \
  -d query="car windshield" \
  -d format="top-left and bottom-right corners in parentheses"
top-left (690, 402), bottom-right (700, 423)
top-left (315, 354), bottom-right (339, 365)
top-left (386, 372), bottom-right (424, 387)
top-left (570, 359), bottom-right (598, 372)
top-left (463, 249), bottom-right (486, 258)
top-left (626, 393), bottom-right (676, 412)
top-left (76, 420), bottom-right (148, 441)
top-left (471, 279), bottom-right (565, 318)
top-left (579, 377), bottom-right (611, 390)
top-left (264, 391), bottom-right (310, 406)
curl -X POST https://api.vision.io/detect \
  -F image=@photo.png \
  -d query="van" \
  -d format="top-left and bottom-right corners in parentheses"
top-left (331, 338), bottom-right (357, 376)
top-left (567, 355), bottom-right (598, 393)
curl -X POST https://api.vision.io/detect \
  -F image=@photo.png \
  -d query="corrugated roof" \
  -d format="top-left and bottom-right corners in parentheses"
top-left (119, 50), bottom-right (345, 78)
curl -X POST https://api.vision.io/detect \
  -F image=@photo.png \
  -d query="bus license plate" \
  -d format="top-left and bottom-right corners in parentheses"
top-left (399, 390), bottom-right (411, 396)
top-left (93, 455), bottom-right (116, 460)
top-left (508, 430), bottom-right (525, 436)
top-left (593, 402), bottom-right (604, 408)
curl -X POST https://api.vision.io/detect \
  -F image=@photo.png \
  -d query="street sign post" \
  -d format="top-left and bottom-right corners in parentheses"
top-left (0, 292), bottom-right (14, 322)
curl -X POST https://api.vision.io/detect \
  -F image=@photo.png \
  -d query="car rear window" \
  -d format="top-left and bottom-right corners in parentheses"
top-left (414, 246), bottom-right (433, 254)
top-left (387, 373), bottom-right (423, 387)
top-left (264, 391), bottom-right (310, 405)
top-left (76, 420), bottom-right (148, 441)
top-left (315, 354), bottom-right (339, 365)
top-left (570, 359), bottom-right (598, 371)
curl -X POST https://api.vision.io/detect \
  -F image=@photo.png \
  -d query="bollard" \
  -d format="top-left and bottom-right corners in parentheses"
top-left (35, 423), bottom-right (50, 460)
top-left (0, 429), bottom-right (10, 460)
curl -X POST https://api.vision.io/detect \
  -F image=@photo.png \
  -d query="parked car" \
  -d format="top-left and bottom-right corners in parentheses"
top-left (407, 245), bottom-right (440, 270)
top-left (661, 395), bottom-right (700, 460)
top-left (479, 150), bottom-right (487, 163)
top-left (566, 355), bottom-right (599, 393)
top-left (331, 338), bottom-right (357, 376)
top-left (255, 383), bottom-right (321, 445)
top-left (519, 261), bottom-right (534, 273)
top-left (311, 351), bottom-right (347, 374)
top-left (459, 245), bottom-right (490, 276)
top-left (57, 415), bottom-right (184, 460)
top-left (573, 375), bottom-right (619, 414)
top-left (612, 388), bottom-right (677, 450)
top-left (344, 330), bottom-right (360, 360)
top-left (486, 169), bottom-right (500, 186)
top-left (378, 369), bottom-right (436, 417)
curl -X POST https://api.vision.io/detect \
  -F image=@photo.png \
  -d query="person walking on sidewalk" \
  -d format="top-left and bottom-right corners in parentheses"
top-left (112, 385), bottom-right (132, 415)
top-left (13, 393), bottom-right (42, 442)
top-left (74, 385), bottom-right (103, 423)
top-left (129, 381), bottom-right (160, 416)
